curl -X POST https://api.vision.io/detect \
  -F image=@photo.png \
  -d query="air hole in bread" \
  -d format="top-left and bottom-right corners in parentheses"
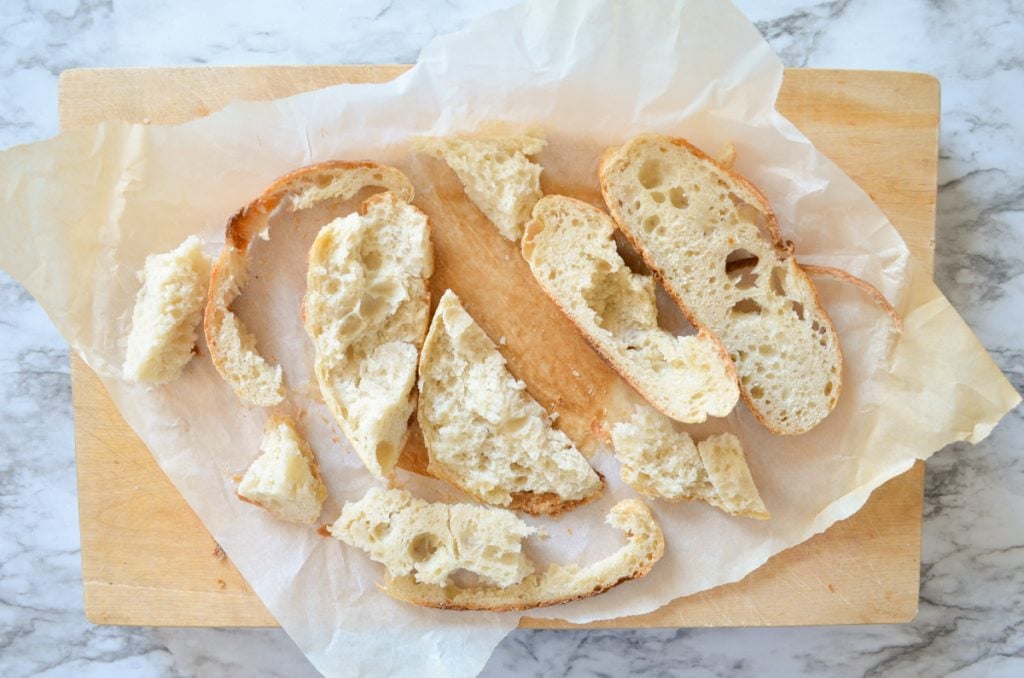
top-left (824, 381), bottom-right (834, 396)
top-left (750, 385), bottom-right (764, 399)
top-left (730, 298), bottom-right (763, 316)
top-left (363, 250), bottom-right (383, 272)
top-left (668, 187), bottom-right (688, 209)
top-left (758, 344), bottom-right (774, 356)
top-left (370, 522), bottom-right (390, 541)
top-left (409, 533), bottom-right (441, 562)
top-left (650, 190), bottom-right (666, 204)
top-left (643, 215), bottom-right (661, 233)
top-left (638, 159), bottom-right (664, 189)
top-left (375, 440), bottom-right (395, 468)
top-left (770, 266), bottom-right (786, 296)
top-left (791, 301), bottom-right (805, 320)
top-left (725, 250), bottom-right (759, 290)
top-left (501, 418), bottom-right (529, 436)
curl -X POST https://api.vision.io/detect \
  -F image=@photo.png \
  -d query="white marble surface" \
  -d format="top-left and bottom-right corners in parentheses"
top-left (1, 0), bottom-right (1021, 676)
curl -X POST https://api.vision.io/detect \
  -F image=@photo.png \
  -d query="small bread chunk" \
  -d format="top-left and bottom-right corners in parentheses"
top-left (237, 415), bottom-right (327, 525)
top-left (205, 161), bottom-right (414, 407)
top-left (304, 192), bottom-right (433, 480)
top-left (381, 499), bottom-right (664, 611)
top-left (522, 195), bottom-right (739, 423)
top-left (329, 487), bottom-right (536, 588)
top-left (600, 134), bottom-right (843, 434)
top-left (696, 433), bottom-right (769, 519)
top-left (414, 135), bottom-right (545, 241)
top-left (610, 404), bottom-right (768, 519)
top-left (418, 290), bottom-right (603, 515)
top-left (123, 235), bottom-right (211, 384)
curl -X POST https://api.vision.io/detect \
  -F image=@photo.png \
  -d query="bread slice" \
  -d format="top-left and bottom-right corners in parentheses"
top-left (304, 192), bottom-right (433, 480)
top-left (237, 415), bottom-right (327, 525)
top-left (522, 195), bottom-right (739, 423)
top-left (610, 404), bottom-right (768, 519)
top-left (123, 235), bottom-right (211, 384)
top-left (418, 290), bottom-right (603, 515)
top-left (599, 134), bottom-right (843, 435)
top-left (329, 487), bottom-right (536, 588)
top-left (381, 499), bottom-right (664, 611)
top-left (205, 161), bottom-right (414, 407)
top-left (413, 135), bottom-right (545, 241)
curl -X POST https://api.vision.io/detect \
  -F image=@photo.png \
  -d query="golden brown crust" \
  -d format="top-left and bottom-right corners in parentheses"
top-left (801, 264), bottom-right (903, 333)
top-left (598, 136), bottom-right (844, 435)
top-left (379, 499), bottom-right (665, 611)
top-left (506, 471), bottom-right (606, 516)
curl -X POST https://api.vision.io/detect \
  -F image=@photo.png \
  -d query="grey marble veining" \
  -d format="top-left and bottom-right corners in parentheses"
top-left (1, 0), bottom-right (1022, 676)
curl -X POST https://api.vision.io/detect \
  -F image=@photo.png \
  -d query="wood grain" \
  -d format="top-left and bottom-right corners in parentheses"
top-left (62, 65), bottom-right (938, 628)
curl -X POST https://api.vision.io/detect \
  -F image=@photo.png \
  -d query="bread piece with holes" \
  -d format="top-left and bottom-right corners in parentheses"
top-left (205, 161), bottom-right (414, 407)
top-left (600, 134), bottom-right (842, 434)
top-left (414, 135), bottom-right (545, 241)
top-left (418, 290), bottom-right (603, 515)
top-left (329, 487), bottom-right (536, 588)
top-left (522, 195), bottom-right (738, 423)
top-left (123, 235), bottom-right (211, 384)
top-left (304, 192), bottom-right (432, 480)
top-left (381, 499), bottom-right (664, 610)
top-left (236, 415), bottom-right (327, 525)
top-left (610, 404), bottom-right (768, 519)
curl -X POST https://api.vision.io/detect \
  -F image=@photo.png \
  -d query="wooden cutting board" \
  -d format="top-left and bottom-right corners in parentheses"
top-left (63, 66), bottom-right (938, 628)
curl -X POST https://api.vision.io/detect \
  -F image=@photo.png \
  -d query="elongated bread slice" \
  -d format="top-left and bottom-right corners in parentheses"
top-left (418, 290), bottom-right (603, 515)
top-left (382, 499), bottom-right (664, 611)
top-left (237, 415), bottom-right (327, 525)
top-left (304, 192), bottom-right (432, 480)
top-left (522, 195), bottom-right (738, 423)
top-left (600, 134), bottom-right (842, 434)
top-left (329, 487), bottom-right (536, 588)
top-left (610, 404), bottom-right (768, 519)
top-left (123, 235), bottom-right (211, 384)
top-left (205, 161), bottom-right (413, 407)
top-left (414, 135), bottom-right (545, 241)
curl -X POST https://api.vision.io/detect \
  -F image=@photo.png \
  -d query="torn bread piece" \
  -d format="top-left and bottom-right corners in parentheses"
top-left (304, 192), bottom-right (433, 480)
top-left (600, 134), bottom-right (843, 434)
top-left (381, 499), bottom-right (664, 611)
top-left (610, 404), bottom-right (768, 519)
top-left (522, 195), bottom-right (739, 423)
top-left (329, 487), bottom-right (536, 588)
top-left (205, 161), bottom-right (414, 406)
top-left (237, 415), bottom-right (327, 525)
top-left (123, 235), bottom-right (211, 384)
top-left (418, 290), bottom-right (603, 515)
top-left (414, 135), bottom-right (545, 241)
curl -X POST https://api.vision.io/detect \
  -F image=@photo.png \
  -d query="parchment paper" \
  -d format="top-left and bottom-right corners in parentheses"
top-left (0, 0), bottom-right (1019, 676)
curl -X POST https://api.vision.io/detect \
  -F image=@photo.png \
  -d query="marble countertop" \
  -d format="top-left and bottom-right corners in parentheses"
top-left (1, 1), bottom-right (1021, 676)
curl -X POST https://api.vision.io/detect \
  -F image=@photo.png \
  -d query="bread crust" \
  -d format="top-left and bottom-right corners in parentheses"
top-left (205, 161), bottom-right (414, 406)
top-left (379, 499), bottom-right (665, 611)
top-left (599, 135), bottom-right (844, 435)
top-left (800, 264), bottom-right (903, 333)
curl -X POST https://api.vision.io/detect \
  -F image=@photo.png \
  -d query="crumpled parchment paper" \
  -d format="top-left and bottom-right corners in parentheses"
top-left (0, 0), bottom-right (1019, 676)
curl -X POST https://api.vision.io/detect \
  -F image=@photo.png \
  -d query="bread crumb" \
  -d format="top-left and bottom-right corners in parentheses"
top-left (212, 543), bottom-right (226, 561)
